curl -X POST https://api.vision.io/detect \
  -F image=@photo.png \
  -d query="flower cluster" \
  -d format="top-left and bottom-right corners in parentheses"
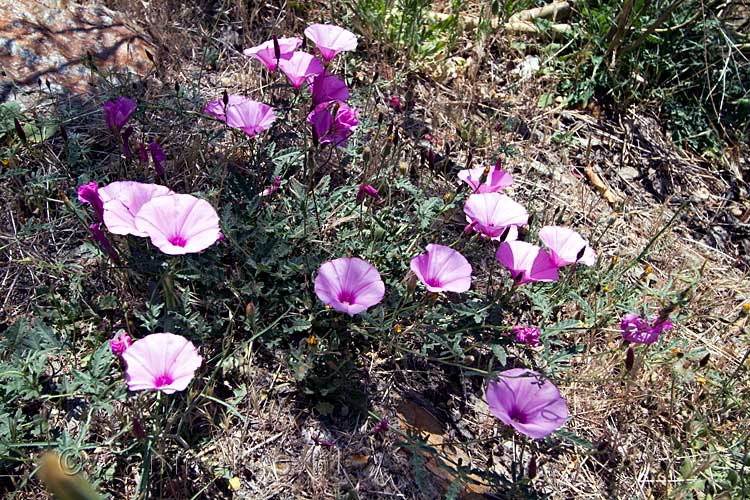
top-left (78, 181), bottom-right (222, 255)
top-left (89, 24), bottom-right (679, 449)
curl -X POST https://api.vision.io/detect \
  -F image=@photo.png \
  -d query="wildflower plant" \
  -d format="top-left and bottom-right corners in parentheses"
top-left (4, 13), bottom-right (737, 500)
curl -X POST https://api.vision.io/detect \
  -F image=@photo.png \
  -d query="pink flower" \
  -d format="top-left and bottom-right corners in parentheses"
top-left (511, 325), bottom-right (540, 346)
top-left (538, 226), bottom-right (597, 267)
top-left (463, 193), bottom-right (528, 240)
top-left (486, 368), bottom-right (569, 439)
top-left (261, 176), bottom-right (281, 197)
top-left (103, 97), bottom-right (137, 133)
top-left (77, 181), bottom-right (104, 221)
top-left (495, 241), bottom-right (559, 284)
top-left (304, 24), bottom-right (357, 62)
top-left (134, 193), bottom-right (222, 255)
top-left (620, 313), bottom-right (673, 344)
top-left (242, 36), bottom-right (302, 72)
top-left (409, 244), bottom-right (472, 293)
top-left (109, 330), bottom-right (132, 357)
top-left (278, 51), bottom-right (324, 89)
top-left (121, 333), bottom-right (203, 393)
top-left (314, 257), bottom-right (385, 315)
top-left (225, 99), bottom-right (276, 138)
top-left (149, 141), bottom-right (166, 177)
top-left (89, 223), bottom-right (119, 261)
top-left (458, 165), bottom-right (514, 193)
top-left (307, 100), bottom-right (358, 147)
top-left (100, 181), bottom-right (173, 236)
top-left (356, 184), bottom-right (378, 202)
top-left (203, 94), bottom-right (247, 122)
top-left (311, 71), bottom-right (350, 106)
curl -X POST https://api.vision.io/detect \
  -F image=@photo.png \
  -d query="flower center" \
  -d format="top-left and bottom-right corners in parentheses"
top-left (153, 373), bottom-right (174, 387)
top-left (337, 290), bottom-right (357, 305)
top-left (168, 235), bottom-right (187, 247)
top-left (425, 277), bottom-right (442, 288)
top-left (508, 407), bottom-right (528, 424)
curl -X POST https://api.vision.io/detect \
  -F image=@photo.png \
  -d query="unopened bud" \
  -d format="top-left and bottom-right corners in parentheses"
top-left (245, 302), bottom-right (256, 318)
top-left (528, 456), bottom-right (537, 479)
top-left (406, 273), bottom-right (417, 293)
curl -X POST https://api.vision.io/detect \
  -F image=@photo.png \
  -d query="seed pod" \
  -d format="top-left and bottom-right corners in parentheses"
top-left (13, 118), bottom-right (26, 144)
top-left (528, 455), bottom-right (537, 479)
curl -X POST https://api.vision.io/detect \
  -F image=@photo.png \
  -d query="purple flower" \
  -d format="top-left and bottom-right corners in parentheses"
top-left (100, 181), bottom-right (173, 236)
top-left (242, 37), bottom-right (302, 72)
top-left (103, 97), bottom-right (137, 133)
top-left (388, 96), bottom-right (402, 112)
top-left (463, 193), bottom-right (527, 240)
top-left (409, 244), bottom-right (472, 293)
top-left (314, 257), bottom-right (385, 315)
top-left (496, 241), bottom-right (559, 284)
top-left (307, 100), bottom-right (358, 147)
top-left (77, 181), bottom-right (104, 221)
top-left (110, 330), bottom-right (132, 357)
top-left (486, 368), bottom-right (569, 439)
top-left (371, 418), bottom-right (389, 434)
top-left (203, 94), bottom-right (247, 122)
top-left (134, 193), bottom-right (222, 255)
top-left (511, 325), bottom-right (540, 346)
top-left (278, 51), bottom-right (324, 89)
top-left (122, 333), bottom-right (203, 393)
top-left (538, 226), bottom-right (597, 268)
top-left (304, 24), bottom-right (358, 62)
top-left (356, 184), bottom-right (378, 202)
top-left (261, 176), bottom-right (281, 197)
top-left (620, 313), bottom-right (673, 344)
top-left (458, 165), bottom-right (514, 194)
top-left (121, 126), bottom-right (134, 158)
top-left (149, 141), bottom-right (166, 177)
top-left (88, 223), bottom-right (119, 261)
top-left (311, 71), bottom-right (350, 106)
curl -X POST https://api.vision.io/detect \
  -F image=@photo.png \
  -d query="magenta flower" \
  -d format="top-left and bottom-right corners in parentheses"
top-left (278, 51), bottom-right (324, 89)
top-left (100, 181), bottom-right (173, 236)
top-left (110, 330), bottom-right (132, 357)
top-left (203, 94), bottom-right (247, 122)
top-left (139, 144), bottom-right (149, 167)
top-left (620, 313), bottom-right (673, 344)
top-left (134, 193), bottom-right (222, 255)
top-left (538, 226), bottom-right (597, 268)
top-left (311, 71), bottom-right (350, 106)
top-left (242, 36), bottom-right (302, 72)
top-left (304, 24), bottom-right (358, 62)
top-left (486, 368), bottom-right (569, 439)
top-left (103, 96), bottom-right (137, 133)
top-left (261, 176), bottom-right (281, 197)
top-left (225, 99), bottom-right (276, 138)
top-left (307, 100), bottom-right (358, 147)
top-left (356, 184), bottom-right (378, 202)
top-left (458, 165), bottom-right (514, 194)
top-left (410, 244), bottom-right (472, 293)
top-left (496, 241), bottom-right (559, 284)
top-left (511, 325), bottom-right (540, 346)
top-left (121, 333), bottom-right (203, 394)
top-left (463, 193), bottom-right (528, 240)
top-left (314, 257), bottom-right (385, 315)
top-left (149, 141), bottom-right (166, 177)
top-left (78, 181), bottom-right (104, 221)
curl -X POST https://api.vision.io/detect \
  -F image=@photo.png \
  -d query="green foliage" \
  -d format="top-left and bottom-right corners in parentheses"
top-left (554, 0), bottom-right (749, 152)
